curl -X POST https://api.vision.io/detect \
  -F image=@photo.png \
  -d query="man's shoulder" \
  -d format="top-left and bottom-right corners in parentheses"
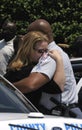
top-left (0, 39), bottom-right (6, 48)
top-left (39, 54), bottom-right (56, 65)
top-left (31, 54), bottom-right (56, 80)
top-left (0, 39), bottom-right (5, 43)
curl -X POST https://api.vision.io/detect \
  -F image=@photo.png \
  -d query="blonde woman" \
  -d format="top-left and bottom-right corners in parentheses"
top-left (5, 31), bottom-right (65, 112)
top-left (8, 31), bottom-right (49, 71)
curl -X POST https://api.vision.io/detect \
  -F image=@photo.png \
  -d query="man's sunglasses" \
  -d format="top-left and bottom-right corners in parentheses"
top-left (34, 48), bottom-right (48, 54)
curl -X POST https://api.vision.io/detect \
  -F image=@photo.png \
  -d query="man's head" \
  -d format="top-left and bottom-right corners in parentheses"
top-left (1, 20), bottom-right (17, 42)
top-left (27, 19), bottom-right (53, 43)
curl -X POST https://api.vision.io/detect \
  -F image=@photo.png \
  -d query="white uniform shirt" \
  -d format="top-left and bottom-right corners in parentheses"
top-left (31, 52), bottom-right (56, 80)
top-left (31, 41), bottom-right (78, 109)
top-left (0, 38), bottom-right (14, 75)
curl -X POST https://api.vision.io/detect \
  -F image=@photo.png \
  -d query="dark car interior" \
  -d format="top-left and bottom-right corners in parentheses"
top-left (71, 58), bottom-right (82, 83)
top-left (70, 58), bottom-right (82, 111)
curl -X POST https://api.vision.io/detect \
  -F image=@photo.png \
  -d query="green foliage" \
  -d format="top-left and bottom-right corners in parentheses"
top-left (0, 0), bottom-right (82, 43)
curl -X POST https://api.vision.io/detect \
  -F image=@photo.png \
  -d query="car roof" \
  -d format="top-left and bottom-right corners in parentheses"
top-left (70, 58), bottom-right (82, 64)
top-left (70, 58), bottom-right (82, 72)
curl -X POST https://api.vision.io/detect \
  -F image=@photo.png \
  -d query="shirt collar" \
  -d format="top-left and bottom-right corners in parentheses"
top-left (48, 41), bottom-right (56, 49)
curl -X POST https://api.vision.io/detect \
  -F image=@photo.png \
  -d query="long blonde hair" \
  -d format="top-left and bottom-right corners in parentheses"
top-left (8, 31), bottom-right (49, 70)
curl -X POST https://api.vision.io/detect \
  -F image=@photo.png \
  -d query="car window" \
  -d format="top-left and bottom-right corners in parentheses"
top-left (71, 58), bottom-right (82, 83)
top-left (0, 76), bottom-right (38, 113)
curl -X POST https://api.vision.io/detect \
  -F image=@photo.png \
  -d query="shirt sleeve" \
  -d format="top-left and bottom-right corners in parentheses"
top-left (31, 55), bottom-right (56, 80)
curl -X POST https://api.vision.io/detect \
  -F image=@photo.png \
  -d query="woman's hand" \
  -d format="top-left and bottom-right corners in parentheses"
top-left (49, 50), bottom-right (65, 92)
top-left (48, 50), bottom-right (62, 61)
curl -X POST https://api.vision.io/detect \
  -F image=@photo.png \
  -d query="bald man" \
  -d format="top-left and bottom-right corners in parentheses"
top-left (13, 19), bottom-right (82, 118)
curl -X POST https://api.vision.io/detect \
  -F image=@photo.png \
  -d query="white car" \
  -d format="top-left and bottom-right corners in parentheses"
top-left (0, 74), bottom-right (82, 130)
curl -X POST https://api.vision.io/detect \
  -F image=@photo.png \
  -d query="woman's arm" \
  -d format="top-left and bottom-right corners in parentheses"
top-left (48, 50), bottom-right (66, 91)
